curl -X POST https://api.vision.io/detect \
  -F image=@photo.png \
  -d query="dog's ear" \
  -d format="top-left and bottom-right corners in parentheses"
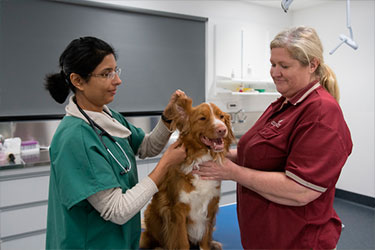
top-left (223, 111), bottom-right (236, 149)
top-left (170, 95), bottom-right (192, 132)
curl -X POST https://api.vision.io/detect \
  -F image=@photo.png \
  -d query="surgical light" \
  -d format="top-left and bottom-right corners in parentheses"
top-left (281, 0), bottom-right (294, 13)
top-left (329, 0), bottom-right (358, 54)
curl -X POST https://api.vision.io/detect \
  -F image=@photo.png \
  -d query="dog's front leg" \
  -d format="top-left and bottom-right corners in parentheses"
top-left (199, 224), bottom-right (220, 250)
top-left (199, 197), bottom-right (222, 250)
top-left (199, 222), bottom-right (223, 250)
top-left (162, 203), bottom-right (191, 249)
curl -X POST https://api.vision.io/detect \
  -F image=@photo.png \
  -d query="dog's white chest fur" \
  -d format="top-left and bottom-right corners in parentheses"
top-left (178, 154), bottom-right (221, 244)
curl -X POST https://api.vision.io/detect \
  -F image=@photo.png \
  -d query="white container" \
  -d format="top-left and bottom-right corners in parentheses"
top-left (0, 143), bottom-right (6, 161)
top-left (4, 137), bottom-right (21, 155)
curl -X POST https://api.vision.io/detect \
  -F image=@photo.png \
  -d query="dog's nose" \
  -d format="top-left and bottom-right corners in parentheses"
top-left (216, 125), bottom-right (227, 137)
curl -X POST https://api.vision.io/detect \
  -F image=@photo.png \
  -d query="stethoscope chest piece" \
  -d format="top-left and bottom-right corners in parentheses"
top-left (120, 170), bottom-right (128, 176)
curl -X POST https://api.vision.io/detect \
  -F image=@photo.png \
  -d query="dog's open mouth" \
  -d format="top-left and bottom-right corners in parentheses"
top-left (200, 136), bottom-right (225, 152)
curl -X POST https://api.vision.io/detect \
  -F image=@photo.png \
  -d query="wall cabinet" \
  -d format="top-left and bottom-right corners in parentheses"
top-left (214, 23), bottom-right (272, 82)
top-left (215, 24), bottom-right (242, 79)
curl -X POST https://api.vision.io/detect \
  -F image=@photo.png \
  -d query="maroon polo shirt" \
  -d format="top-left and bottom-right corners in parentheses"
top-left (236, 81), bottom-right (352, 249)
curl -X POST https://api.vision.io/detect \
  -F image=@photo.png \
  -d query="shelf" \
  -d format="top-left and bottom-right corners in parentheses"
top-left (215, 76), bottom-right (279, 97)
top-left (231, 92), bottom-right (280, 96)
top-left (216, 79), bottom-right (273, 85)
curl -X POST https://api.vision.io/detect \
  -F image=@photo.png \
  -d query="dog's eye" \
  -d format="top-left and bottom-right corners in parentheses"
top-left (220, 115), bottom-right (225, 119)
top-left (199, 117), bottom-right (206, 121)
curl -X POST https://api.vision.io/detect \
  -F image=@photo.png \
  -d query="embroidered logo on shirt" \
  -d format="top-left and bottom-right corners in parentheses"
top-left (271, 119), bottom-right (283, 128)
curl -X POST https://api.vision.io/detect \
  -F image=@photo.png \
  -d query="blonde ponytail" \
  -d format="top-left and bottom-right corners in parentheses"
top-left (319, 63), bottom-right (340, 102)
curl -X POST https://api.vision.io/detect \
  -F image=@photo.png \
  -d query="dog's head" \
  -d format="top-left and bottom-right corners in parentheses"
top-left (170, 95), bottom-right (235, 162)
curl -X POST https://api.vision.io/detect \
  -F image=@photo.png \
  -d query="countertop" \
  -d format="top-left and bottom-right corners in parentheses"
top-left (0, 149), bottom-right (50, 170)
top-left (0, 148), bottom-right (164, 172)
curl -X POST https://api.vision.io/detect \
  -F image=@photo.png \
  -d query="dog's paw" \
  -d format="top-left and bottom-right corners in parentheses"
top-left (210, 240), bottom-right (222, 250)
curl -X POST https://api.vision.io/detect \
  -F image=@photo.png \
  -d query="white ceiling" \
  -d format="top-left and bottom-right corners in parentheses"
top-left (241, 0), bottom-right (337, 11)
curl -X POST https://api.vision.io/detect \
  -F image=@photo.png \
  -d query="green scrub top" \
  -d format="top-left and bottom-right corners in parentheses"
top-left (46, 110), bottom-right (145, 250)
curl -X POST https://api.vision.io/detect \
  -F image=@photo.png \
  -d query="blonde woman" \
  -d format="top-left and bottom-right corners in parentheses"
top-left (196, 26), bottom-right (352, 249)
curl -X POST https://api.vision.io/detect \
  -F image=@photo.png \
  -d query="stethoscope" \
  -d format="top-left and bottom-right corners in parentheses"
top-left (74, 98), bottom-right (132, 175)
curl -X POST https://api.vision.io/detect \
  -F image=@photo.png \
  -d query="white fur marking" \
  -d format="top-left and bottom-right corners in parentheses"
top-left (207, 103), bottom-right (226, 128)
top-left (179, 154), bottom-right (221, 244)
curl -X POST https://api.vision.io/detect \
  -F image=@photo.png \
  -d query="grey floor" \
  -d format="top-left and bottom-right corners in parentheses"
top-left (334, 198), bottom-right (375, 250)
top-left (215, 198), bottom-right (375, 249)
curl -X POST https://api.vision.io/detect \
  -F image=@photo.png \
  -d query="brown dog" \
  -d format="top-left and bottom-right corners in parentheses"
top-left (140, 95), bottom-right (235, 249)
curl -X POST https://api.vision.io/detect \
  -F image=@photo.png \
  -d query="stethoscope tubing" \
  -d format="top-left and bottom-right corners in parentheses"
top-left (74, 98), bottom-right (132, 175)
top-left (107, 141), bottom-right (132, 175)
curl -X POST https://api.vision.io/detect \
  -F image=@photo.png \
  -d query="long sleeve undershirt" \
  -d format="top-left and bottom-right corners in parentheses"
top-left (87, 177), bottom-right (158, 225)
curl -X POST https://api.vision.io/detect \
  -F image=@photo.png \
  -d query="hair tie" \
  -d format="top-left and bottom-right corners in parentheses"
top-left (60, 70), bottom-right (70, 86)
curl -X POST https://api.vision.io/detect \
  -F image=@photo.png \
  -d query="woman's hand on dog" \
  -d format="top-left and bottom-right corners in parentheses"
top-left (162, 140), bottom-right (186, 166)
top-left (162, 89), bottom-right (186, 127)
top-left (149, 141), bottom-right (186, 187)
top-left (192, 158), bottom-right (237, 181)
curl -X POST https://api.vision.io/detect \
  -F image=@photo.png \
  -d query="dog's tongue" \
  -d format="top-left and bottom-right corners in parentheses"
top-left (201, 136), bottom-right (224, 152)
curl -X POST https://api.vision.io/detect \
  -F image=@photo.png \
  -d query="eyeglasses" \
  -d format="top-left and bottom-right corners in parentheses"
top-left (89, 68), bottom-right (121, 80)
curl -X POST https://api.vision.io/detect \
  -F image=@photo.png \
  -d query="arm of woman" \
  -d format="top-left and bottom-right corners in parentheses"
top-left (226, 148), bottom-right (238, 163)
top-left (136, 119), bottom-right (173, 159)
top-left (195, 159), bottom-right (321, 206)
top-left (87, 141), bottom-right (186, 225)
top-left (87, 178), bottom-right (157, 225)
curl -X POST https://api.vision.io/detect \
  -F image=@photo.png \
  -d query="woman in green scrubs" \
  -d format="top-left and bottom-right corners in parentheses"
top-left (44, 37), bottom-right (186, 249)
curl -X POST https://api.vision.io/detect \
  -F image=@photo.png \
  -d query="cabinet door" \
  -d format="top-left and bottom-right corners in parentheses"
top-left (215, 23), bottom-right (273, 82)
top-left (0, 175), bottom-right (49, 208)
top-left (140, 161), bottom-right (157, 217)
top-left (1, 204), bottom-right (47, 238)
top-left (137, 161), bottom-right (149, 181)
top-left (220, 180), bottom-right (237, 206)
top-left (221, 180), bottom-right (236, 193)
top-left (242, 24), bottom-right (272, 81)
top-left (1, 232), bottom-right (46, 250)
top-left (215, 24), bottom-right (242, 78)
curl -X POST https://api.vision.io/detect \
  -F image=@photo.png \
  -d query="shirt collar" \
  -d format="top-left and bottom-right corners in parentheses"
top-left (288, 80), bottom-right (321, 105)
